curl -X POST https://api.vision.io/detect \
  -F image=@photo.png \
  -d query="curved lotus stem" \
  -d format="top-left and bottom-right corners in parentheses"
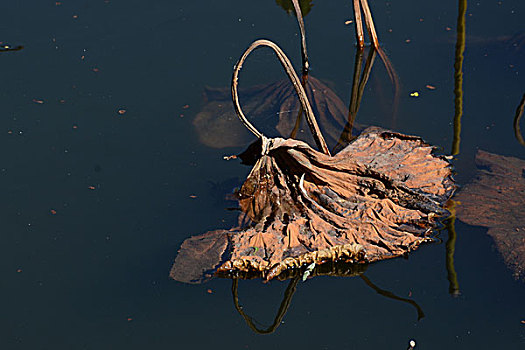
top-left (231, 276), bottom-right (300, 334)
top-left (231, 39), bottom-right (330, 155)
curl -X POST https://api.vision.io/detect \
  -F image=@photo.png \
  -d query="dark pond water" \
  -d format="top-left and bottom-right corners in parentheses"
top-left (2, 1), bottom-right (524, 349)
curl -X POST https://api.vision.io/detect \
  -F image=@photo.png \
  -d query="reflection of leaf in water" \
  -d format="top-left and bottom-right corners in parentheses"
top-left (455, 150), bottom-right (525, 280)
top-left (275, 0), bottom-right (313, 17)
top-left (193, 77), bottom-right (353, 149)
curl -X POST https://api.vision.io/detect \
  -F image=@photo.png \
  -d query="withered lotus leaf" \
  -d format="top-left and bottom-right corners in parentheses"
top-left (171, 127), bottom-right (454, 282)
top-left (455, 150), bottom-right (525, 280)
top-left (171, 39), bottom-right (454, 283)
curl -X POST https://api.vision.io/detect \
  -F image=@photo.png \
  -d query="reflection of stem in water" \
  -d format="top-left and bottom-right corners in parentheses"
top-left (451, 0), bottom-right (467, 155)
top-left (444, 1), bottom-right (466, 296)
top-left (231, 39), bottom-right (330, 155)
top-left (513, 93), bottom-right (525, 146)
top-left (231, 277), bottom-right (300, 334)
top-left (232, 272), bottom-right (425, 334)
top-left (352, 0), bottom-right (399, 125)
top-left (333, 47), bottom-right (375, 153)
top-left (349, 47), bottom-right (367, 123)
top-left (331, 46), bottom-right (399, 152)
top-left (360, 275), bottom-right (425, 321)
top-left (444, 200), bottom-right (461, 297)
top-left (289, 0), bottom-right (399, 142)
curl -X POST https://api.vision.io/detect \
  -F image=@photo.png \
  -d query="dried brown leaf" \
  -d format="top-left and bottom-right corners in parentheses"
top-left (172, 127), bottom-right (454, 282)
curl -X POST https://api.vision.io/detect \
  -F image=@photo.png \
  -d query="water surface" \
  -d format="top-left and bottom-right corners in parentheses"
top-left (1, 1), bottom-right (524, 349)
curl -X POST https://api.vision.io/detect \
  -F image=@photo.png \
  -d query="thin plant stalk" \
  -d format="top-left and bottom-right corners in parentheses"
top-left (231, 39), bottom-right (330, 155)
top-left (355, 48), bottom-right (377, 113)
top-left (349, 47), bottom-right (366, 119)
top-left (291, 0), bottom-right (309, 75)
top-left (359, 0), bottom-right (380, 49)
top-left (289, 0), bottom-right (310, 139)
top-left (444, 0), bottom-right (467, 297)
top-left (353, 0), bottom-right (365, 48)
top-left (333, 47), bottom-right (377, 153)
top-left (451, 0), bottom-right (467, 155)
